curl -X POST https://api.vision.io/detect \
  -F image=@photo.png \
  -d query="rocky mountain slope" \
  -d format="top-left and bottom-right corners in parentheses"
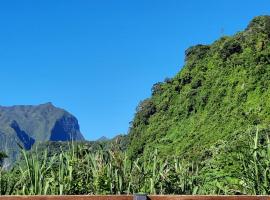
top-left (0, 102), bottom-right (84, 167)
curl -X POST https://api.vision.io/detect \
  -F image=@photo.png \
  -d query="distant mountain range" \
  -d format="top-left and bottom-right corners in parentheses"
top-left (0, 102), bottom-right (84, 167)
top-left (96, 136), bottom-right (109, 142)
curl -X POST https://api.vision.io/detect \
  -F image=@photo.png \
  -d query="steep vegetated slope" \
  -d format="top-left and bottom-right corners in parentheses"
top-left (1, 16), bottom-right (270, 195)
top-left (128, 16), bottom-right (270, 161)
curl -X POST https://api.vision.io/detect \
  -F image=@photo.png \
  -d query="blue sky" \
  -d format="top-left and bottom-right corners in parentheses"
top-left (0, 0), bottom-right (269, 140)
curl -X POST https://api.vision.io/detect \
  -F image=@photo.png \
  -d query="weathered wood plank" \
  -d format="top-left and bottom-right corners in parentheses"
top-left (150, 196), bottom-right (270, 200)
top-left (0, 196), bottom-right (132, 200)
top-left (0, 196), bottom-right (269, 200)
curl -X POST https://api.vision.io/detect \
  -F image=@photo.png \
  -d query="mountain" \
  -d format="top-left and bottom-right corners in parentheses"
top-left (96, 136), bottom-right (109, 142)
top-left (0, 102), bottom-right (84, 167)
top-left (127, 15), bottom-right (270, 163)
top-left (1, 16), bottom-right (270, 194)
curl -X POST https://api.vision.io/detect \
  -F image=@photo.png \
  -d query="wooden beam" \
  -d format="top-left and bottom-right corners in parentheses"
top-left (0, 196), bottom-right (269, 200)
top-left (150, 196), bottom-right (270, 200)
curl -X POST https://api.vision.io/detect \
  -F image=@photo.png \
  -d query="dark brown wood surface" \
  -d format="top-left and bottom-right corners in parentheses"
top-left (150, 196), bottom-right (270, 200)
top-left (0, 196), bottom-right (269, 200)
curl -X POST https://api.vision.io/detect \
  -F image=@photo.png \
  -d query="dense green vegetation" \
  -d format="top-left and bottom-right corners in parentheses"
top-left (127, 15), bottom-right (270, 188)
top-left (0, 152), bottom-right (7, 168)
top-left (1, 15), bottom-right (270, 195)
top-left (0, 127), bottom-right (269, 195)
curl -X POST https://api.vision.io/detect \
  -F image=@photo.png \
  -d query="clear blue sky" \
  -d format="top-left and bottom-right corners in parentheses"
top-left (0, 0), bottom-right (269, 140)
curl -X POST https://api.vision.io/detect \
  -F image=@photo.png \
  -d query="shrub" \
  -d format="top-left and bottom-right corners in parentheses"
top-left (220, 39), bottom-right (242, 60)
top-left (185, 45), bottom-right (210, 62)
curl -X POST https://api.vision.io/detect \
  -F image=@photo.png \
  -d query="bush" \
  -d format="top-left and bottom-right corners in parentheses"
top-left (220, 39), bottom-right (242, 60)
top-left (152, 82), bottom-right (163, 95)
top-left (185, 45), bottom-right (210, 62)
top-left (0, 152), bottom-right (7, 168)
top-left (246, 16), bottom-right (270, 36)
top-left (133, 99), bottom-right (156, 126)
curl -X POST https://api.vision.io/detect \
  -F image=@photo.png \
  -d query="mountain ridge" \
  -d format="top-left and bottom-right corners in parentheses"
top-left (0, 102), bottom-right (84, 167)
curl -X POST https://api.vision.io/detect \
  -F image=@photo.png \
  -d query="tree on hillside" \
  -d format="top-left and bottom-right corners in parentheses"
top-left (0, 152), bottom-right (7, 168)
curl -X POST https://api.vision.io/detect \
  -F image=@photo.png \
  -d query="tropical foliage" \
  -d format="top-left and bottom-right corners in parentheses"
top-left (0, 127), bottom-right (269, 195)
top-left (2, 16), bottom-right (270, 195)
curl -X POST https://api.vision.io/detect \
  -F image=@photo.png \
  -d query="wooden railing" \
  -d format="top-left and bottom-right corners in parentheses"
top-left (0, 196), bottom-right (269, 200)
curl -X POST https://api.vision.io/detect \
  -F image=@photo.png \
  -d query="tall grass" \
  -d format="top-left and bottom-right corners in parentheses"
top-left (1, 128), bottom-right (270, 195)
top-left (239, 127), bottom-right (270, 194)
top-left (1, 143), bottom-right (198, 195)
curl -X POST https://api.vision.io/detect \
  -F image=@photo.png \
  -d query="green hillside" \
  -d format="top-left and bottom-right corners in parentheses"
top-left (1, 16), bottom-right (270, 195)
top-left (128, 15), bottom-right (270, 162)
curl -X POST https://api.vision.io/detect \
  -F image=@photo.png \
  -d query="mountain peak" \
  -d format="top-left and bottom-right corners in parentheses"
top-left (0, 103), bottom-right (85, 167)
top-left (40, 102), bottom-right (54, 107)
top-left (96, 136), bottom-right (109, 142)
